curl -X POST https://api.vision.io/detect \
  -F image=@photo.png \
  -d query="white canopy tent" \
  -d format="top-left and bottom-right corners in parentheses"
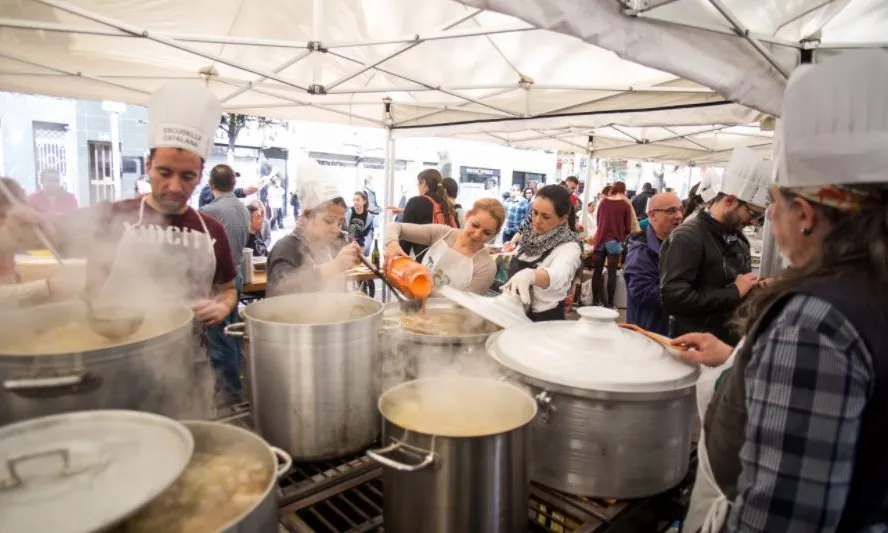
top-left (0, 0), bottom-right (772, 164)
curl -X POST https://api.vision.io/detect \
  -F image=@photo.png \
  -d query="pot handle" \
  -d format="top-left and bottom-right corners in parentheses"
top-left (224, 322), bottom-right (248, 340)
top-left (3, 372), bottom-right (102, 398)
top-left (270, 446), bottom-right (292, 479)
top-left (366, 438), bottom-right (436, 472)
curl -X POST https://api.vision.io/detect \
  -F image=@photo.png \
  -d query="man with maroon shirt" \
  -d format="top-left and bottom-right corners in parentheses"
top-left (28, 168), bottom-right (78, 215)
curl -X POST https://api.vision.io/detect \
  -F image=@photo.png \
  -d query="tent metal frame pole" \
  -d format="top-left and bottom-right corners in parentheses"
top-left (812, 41), bottom-right (888, 49)
top-left (219, 50), bottom-right (312, 104)
top-left (30, 0), bottom-right (311, 92)
top-left (329, 83), bottom-right (717, 94)
top-left (390, 87), bottom-right (518, 126)
top-left (311, 0), bottom-right (324, 86)
top-left (661, 126), bottom-right (713, 152)
top-left (327, 50), bottom-right (521, 117)
top-left (0, 51), bottom-right (151, 96)
top-left (707, 0), bottom-right (791, 79)
top-left (324, 23), bottom-right (535, 49)
top-left (622, 0), bottom-right (684, 16)
top-left (325, 9), bottom-right (483, 92)
top-left (632, 13), bottom-right (800, 49)
top-left (380, 127), bottom-right (396, 249)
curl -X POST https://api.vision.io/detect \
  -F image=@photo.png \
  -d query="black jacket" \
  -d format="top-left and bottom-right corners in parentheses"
top-left (658, 210), bottom-right (751, 344)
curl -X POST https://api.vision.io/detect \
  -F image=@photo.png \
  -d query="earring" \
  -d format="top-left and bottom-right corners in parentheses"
top-left (802, 227), bottom-right (812, 236)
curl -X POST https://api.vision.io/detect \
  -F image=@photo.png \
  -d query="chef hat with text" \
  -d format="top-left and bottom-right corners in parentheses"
top-left (714, 147), bottom-right (770, 208)
top-left (297, 159), bottom-right (342, 211)
top-left (776, 50), bottom-right (888, 188)
top-left (148, 83), bottom-right (222, 160)
top-left (697, 168), bottom-right (721, 203)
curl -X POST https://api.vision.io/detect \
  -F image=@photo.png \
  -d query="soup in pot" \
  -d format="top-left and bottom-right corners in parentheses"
top-left (399, 309), bottom-right (500, 337)
top-left (117, 452), bottom-right (271, 533)
top-left (0, 319), bottom-right (171, 355)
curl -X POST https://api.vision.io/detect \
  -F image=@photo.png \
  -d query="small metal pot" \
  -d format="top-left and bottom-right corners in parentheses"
top-left (368, 376), bottom-right (536, 533)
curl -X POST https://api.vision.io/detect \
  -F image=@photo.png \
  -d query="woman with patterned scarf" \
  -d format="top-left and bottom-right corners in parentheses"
top-left (502, 184), bottom-right (582, 321)
top-left (676, 51), bottom-right (888, 533)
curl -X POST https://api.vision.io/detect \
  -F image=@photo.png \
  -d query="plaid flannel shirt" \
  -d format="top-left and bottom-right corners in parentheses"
top-left (503, 199), bottom-right (528, 233)
top-left (725, 294), bottom-right (886, 533)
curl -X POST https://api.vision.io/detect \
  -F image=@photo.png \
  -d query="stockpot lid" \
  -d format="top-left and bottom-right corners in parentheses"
top-left (487, 307), bottom-right (699, 393)
top-left (438, 286), bottom-right (532, 329)
top-left (0, 410), bottom-right (194, 533)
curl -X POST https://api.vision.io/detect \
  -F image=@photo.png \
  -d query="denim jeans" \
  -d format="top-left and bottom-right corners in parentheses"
top-left (206, 273), bottom-right (243, 404)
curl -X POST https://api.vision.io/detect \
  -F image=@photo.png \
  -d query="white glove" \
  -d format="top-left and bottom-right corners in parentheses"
top-left (502, 268), bottom-right (536, 306)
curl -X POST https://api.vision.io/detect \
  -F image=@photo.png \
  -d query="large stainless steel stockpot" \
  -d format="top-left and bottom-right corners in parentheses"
top-left (379, 298), bottom-right (501, 391)
top-left (368, 376), bottom-right (536, 533)
top-left (0, 301), bottom-right (207, 426)
top-left (226, 292), bottom-right (383, 460)
top-left (486, 307), bottom-right (699, 498)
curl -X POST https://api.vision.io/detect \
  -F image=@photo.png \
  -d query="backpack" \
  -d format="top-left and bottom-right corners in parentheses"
top-left (425, 195), bottom-right (458, 228)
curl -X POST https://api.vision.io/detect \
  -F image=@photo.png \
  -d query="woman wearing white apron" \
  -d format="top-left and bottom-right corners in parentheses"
top-left (266, 166), bottom-right (361, 297)
top-left (384, 198), bottom-right (505, 294)
top-left (671, 52), bottom-right (888, 533)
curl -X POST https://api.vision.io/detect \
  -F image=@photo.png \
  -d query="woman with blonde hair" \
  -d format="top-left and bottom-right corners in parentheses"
top-left (385, 198), bottom-right (505, 294)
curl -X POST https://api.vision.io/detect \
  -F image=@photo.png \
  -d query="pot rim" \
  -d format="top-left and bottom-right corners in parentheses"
top-left (377, 376), bottom-right (538, 439)
top-left (0, 304), bottom-right (194, 358)
top-left (380, 298), bottom-right (500, 342)
top-left (243, 292), bottom-right (383, 327)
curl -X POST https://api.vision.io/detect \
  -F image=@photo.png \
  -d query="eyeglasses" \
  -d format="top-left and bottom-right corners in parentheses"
top-left (651, 207), bottom-right (682, 215)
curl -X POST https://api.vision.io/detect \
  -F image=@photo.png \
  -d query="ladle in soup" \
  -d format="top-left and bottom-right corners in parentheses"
top-left (85, 300), bottom-right (145, 340)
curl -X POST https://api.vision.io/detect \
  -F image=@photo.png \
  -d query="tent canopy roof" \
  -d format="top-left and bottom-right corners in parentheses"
top-left (0, 0), bottom-right (807, 162)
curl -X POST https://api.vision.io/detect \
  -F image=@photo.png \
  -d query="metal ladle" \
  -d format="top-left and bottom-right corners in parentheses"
top-left (0, 181), bottom-right (143, 340)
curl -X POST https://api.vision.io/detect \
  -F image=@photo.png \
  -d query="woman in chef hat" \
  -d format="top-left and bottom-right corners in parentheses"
top-left (677, 50), bottom-right (888, 533)
top-left (265, 159), bottom-right (361, 296)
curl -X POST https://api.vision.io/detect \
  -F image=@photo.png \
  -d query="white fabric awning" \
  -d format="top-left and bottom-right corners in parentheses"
top-left (0, 0), bottom-right (787, 162)
top-left (457, 0), bottom-right (888, 117)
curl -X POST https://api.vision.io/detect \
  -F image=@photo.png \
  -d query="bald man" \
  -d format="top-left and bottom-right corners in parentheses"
top-left (622, 192), bottom-right (683, 335)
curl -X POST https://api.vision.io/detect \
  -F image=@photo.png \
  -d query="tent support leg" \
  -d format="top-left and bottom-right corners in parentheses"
top-left (380, 127), bottom-right (396, 252)
top-left (707, 0), bottom-right (790, 79)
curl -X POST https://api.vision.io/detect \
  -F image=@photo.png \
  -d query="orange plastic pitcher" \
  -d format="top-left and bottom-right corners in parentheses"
top-left (385, 256), bottom-right (432, 300)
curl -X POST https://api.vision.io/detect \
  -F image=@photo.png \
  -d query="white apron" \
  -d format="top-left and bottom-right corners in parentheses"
top-left (98, 196), bottom-right (216, 305)
top-left (682, 340), bottom-right (743, 533)
top-left (421, 238), bottom-right (475, 291)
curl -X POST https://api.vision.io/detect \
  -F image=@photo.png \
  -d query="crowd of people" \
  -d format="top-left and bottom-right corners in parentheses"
top-left (0, 50), bottom-right (886, 533)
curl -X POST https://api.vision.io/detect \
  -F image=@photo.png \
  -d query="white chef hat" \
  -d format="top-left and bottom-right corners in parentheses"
top-left (712, 147), bottom-right (770, 208)
top-left (776, 50), bottom-right (888, 188)
top-left (148, 83), bottom-right (222, 160)
top-left (697, 168), bottom-right (721, 203)
top-left (297, 159), bottom-right (342, 211)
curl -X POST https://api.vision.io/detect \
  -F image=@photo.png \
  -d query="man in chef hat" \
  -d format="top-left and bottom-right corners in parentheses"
top-left (659, 147), bottom-right (770, 345)
top-left (677, 50), bottom-right (888, 533)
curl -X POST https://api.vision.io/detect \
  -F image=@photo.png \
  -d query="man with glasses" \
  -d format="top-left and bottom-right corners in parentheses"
top-left (659, 148), bottom-right (770, 344)
top-left (623, 192), bottom-right (684, 335)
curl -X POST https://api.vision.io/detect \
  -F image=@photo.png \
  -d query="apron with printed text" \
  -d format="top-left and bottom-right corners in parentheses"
top-left (682, 341), bottom-right (741, 533)
top-left (421, 238), bottom-right (475, 292)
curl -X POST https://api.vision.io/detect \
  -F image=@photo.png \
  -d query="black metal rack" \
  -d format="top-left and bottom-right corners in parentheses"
top-left (216, 404), bottom-right (694, 533)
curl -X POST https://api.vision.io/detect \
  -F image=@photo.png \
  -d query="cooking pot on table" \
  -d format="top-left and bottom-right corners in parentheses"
top-left (368, 376), bottom-right (536, 533)
top-left (226, 292), bottom-right (383, 460)
top-left (379, 298), bottom-right (502, 391)
top-left (486, 307), bottom-right (699, 498)
top-left (0, 301), bottom-right (208, 426)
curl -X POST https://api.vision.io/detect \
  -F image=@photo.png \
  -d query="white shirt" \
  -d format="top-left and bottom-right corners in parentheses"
top-left (517, 241), bottom-right (582, 313)
top-left (267, 185), bottom-right (284, 209)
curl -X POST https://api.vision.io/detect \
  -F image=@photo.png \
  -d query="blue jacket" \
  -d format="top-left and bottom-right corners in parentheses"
top-left (623, 225), bottom-right (668, 335)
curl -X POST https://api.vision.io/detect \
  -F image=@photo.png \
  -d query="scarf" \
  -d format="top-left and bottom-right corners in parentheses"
top-left (517, 220), bottom-right (582, 259)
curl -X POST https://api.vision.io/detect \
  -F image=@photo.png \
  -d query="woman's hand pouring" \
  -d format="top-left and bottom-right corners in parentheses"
top-left (502, 268), bottom-right (536, 307)
top-left (384, 241), bottom-right (407, 264)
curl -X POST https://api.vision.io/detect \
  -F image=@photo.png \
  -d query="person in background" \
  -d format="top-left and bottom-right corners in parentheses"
top-left (343, 191), bottom-right (376, 297)
top-left (631, 182), bottom-right (654, 221)
top-left (28, 168), bottom-right (78, 215)
top-left (266, 161), bottom-right (361, 296)
top-left (589, 181), bottom-right (633, 308)
top-left (442, 177), bottom-right (464, 228)
top-left (623, 192), bottom-right (683, 335)
top-left (266, 175), bottom-right (285, 230)
top-left (246, 203), bottom-right (269, 257)
top-left (523, 187), bottom-right (534, 202)
top-left (659, 148), bottom-right (767, 345)
top-left (399, 169), bottom-right (458, 257)
top-left (678, 50), bottom-right (888, 533)
top-left (502, 189), bottom-right (529, 243)
top-left (363, 176), bottom-right (381, 217)
top-left (581, 200), bottom-right (597, 239)
top-left (385, 198), bottom-right (505, 294)
top-left (563, 176), bottom-right (580, 210)
top-left (197, 172), bottom-right (262, 208)
top-left (199, 163), bottom-right (250, 405)
top-left (289, 189), bottom-right (300, 224)
top-left (502, 185), bottom-right (582, 321)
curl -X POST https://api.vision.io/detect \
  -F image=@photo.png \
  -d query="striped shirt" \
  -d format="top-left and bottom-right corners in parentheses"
top-left (200, 192), bottom-right (250, 277)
